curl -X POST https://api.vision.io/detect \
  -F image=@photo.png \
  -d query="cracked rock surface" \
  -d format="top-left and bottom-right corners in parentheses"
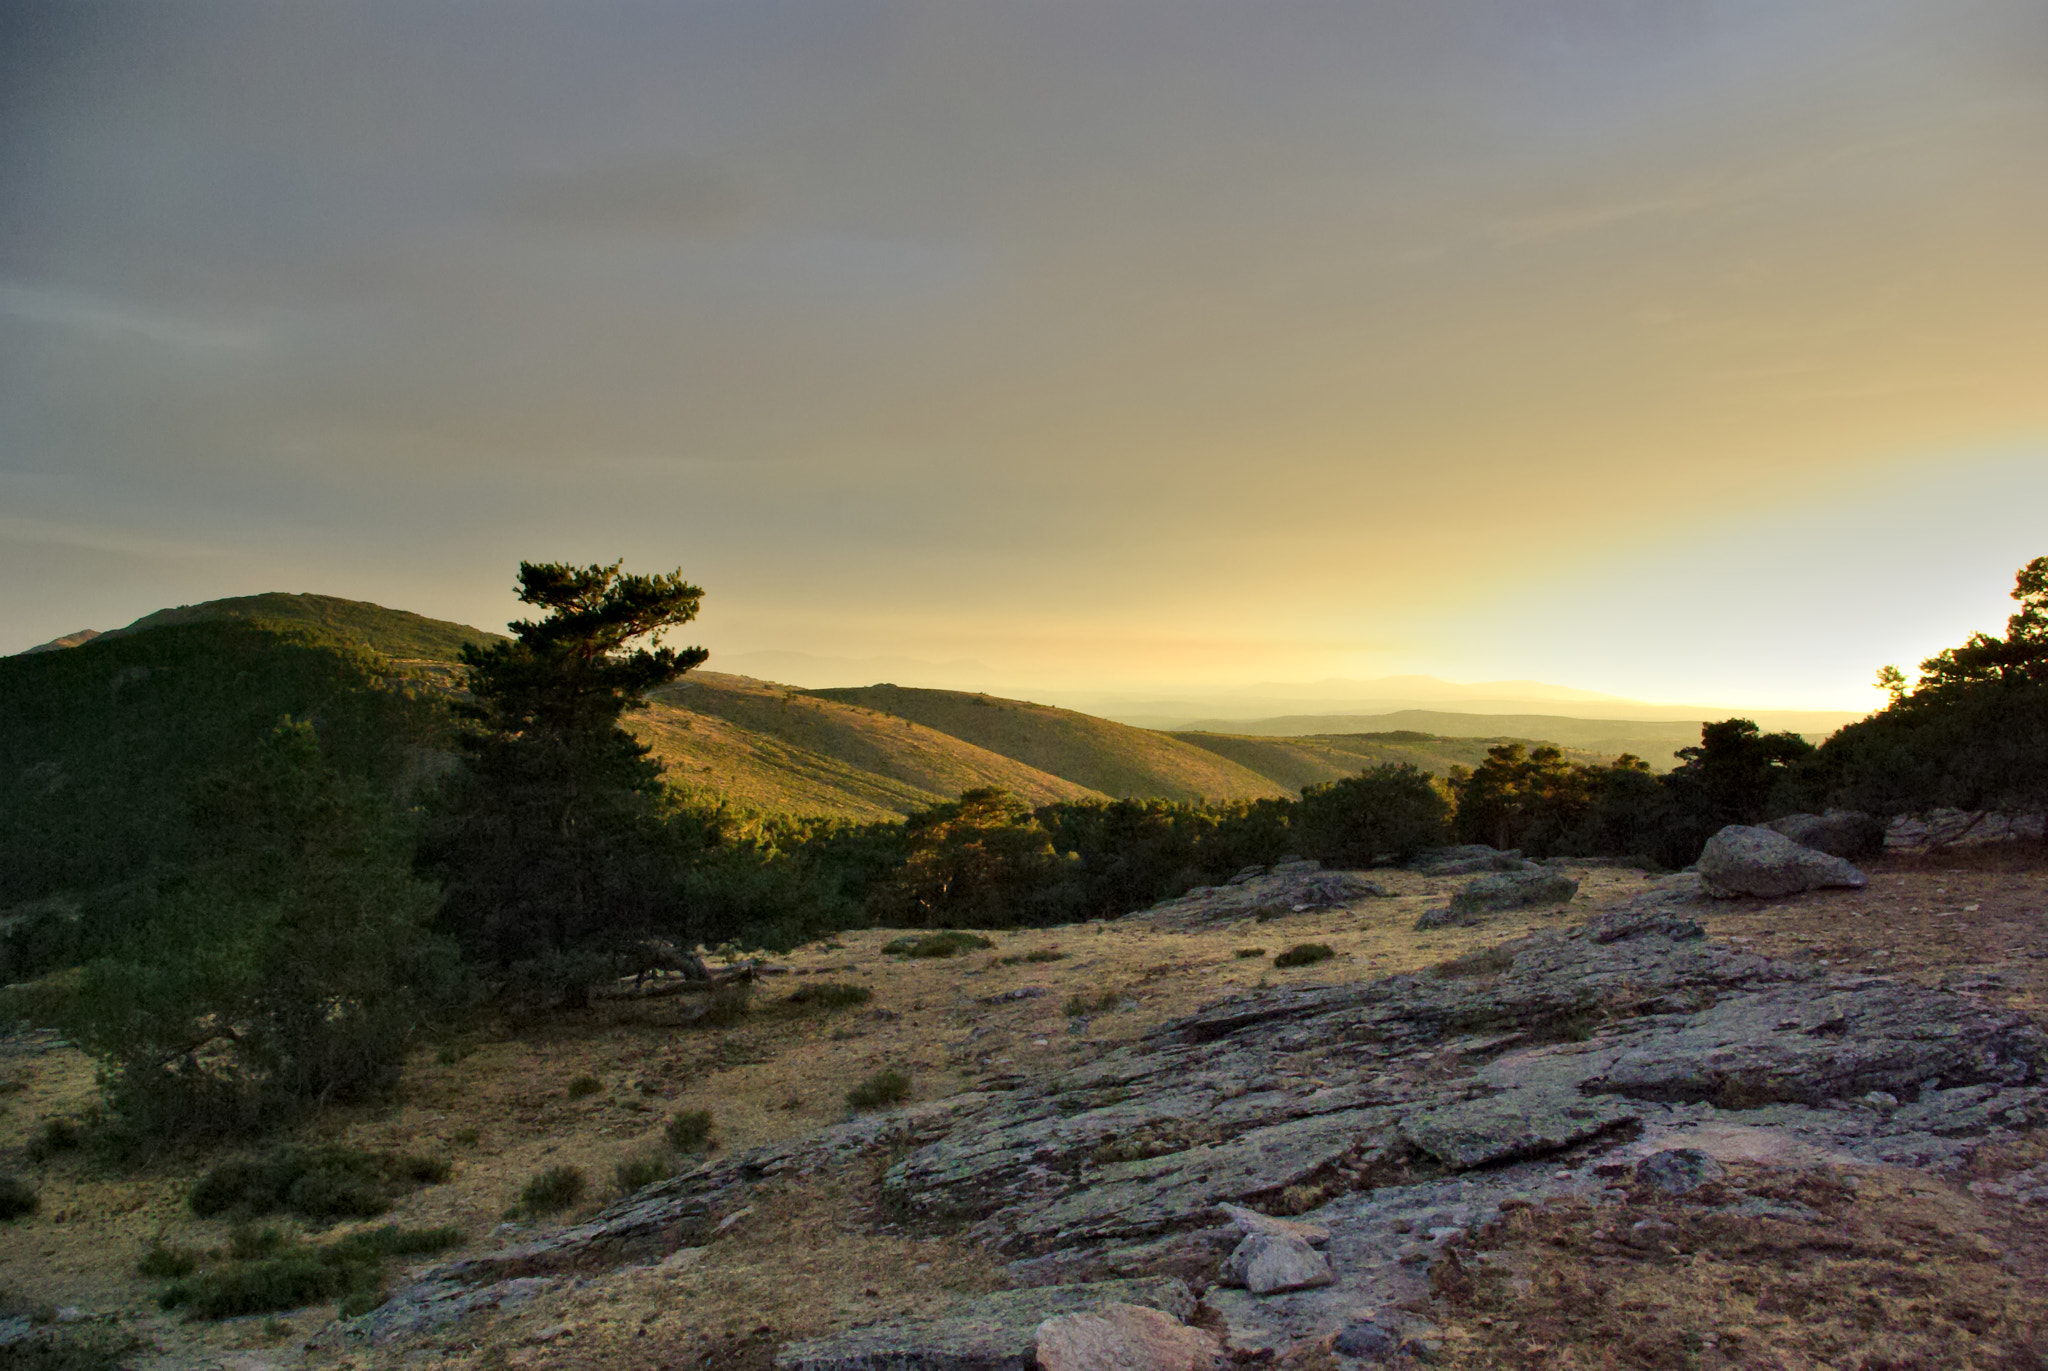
top-left (368, 889), bottom-right (2048, 1363)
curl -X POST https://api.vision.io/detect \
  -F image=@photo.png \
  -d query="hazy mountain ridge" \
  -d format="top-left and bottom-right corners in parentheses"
top-left (9, 592), bottom-right (1846, 823)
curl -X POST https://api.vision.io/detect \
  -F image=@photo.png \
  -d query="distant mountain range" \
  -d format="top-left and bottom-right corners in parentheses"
top-left (12, 594), bottom-right (1869, 823)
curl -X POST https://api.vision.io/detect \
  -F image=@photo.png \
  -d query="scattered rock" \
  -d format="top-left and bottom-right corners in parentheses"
top-left (1696, 825), bottom-right (1866, 899)
top-left (1635, 1148), bottom-right (1724, 1194)
top-left (1417, 870), bottom-right (1578, 928)
top-left (1221, 1232), bottom-right (1335, 1294)
top-left (1411, 846), bottom-right (1536, 876)
top-left (1034, 1302), bottom-right (1220, 1371)
top-left (1332, 1318), bottom-right (1401, 1359)
top-left (1134, 865), bottom-right (1390, 930)
top-left (1766, 811), bottom-right (1887, 860)
top-left (1401, 1090), bottom-right (1635, 1171)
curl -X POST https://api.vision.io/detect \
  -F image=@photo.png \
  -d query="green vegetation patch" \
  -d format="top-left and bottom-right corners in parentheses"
top-left (156, 1224), bottom-right (463, 1320)
top-left (665, 1109), bottom-right (714, 1152)
top-left (785, 981), bottom-right (872, 1009)
top-left (0, 1174), bottom-right (39, 1220)
top-left (1062, 989), bottom-right (1125, 1017)
top-left (517, 1165), bottom-right (587, 1216)
top-left (614, 1151), bottom-right (673, 1195)
top-left (1233, 947), bottom-right (1266, 959)
top-left (189, 1145), bottom-right (451, 1221)
top-left (1273, 943), bottom-right (1336, 968)
top-left (881, 931), bottom-right (995, 959)
top-left (565, 1075), bottom-right (603, 1099)
top-left (846, 1068), bottom-right (912, 1110)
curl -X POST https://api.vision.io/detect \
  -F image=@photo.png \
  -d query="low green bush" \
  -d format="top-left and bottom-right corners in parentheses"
top-left (880, 931), bottom-right (994, 959)
top-left (785, 982), bottom-right (872, 1009)
top-left (1273, 943), bottom-right (1335, 968)
top-left (188, 1145), bottom-right (450, 1221)
top-left (0, 1174), bottom-right (38, 1220)
top-left (565, 1075), bottom-right (603, 1100)
top-left (518, 1165), bottom-right (586, 1215)
top-left (155, 1225), bottom-right (462, 1320)
top-left (664, 1109), bottom-right (714, 1152)
top-left (24, 1119), bottom-right (80, 1163)
top-left (1233, 947), bottom-right (1266, 959)
top-left (137, 1242), bottom-right (200, 1279)
top-left (846, 1068), bottom-right (911, 1110)
top-left (613, 1151), bottom-right (671, 1194)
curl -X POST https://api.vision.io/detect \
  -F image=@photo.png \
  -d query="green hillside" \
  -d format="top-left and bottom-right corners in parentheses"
top-left (805, 684), bottom-right (1288, 803)
top-left (637, 674), bottom-right (1104, 821)
top-left (0, 619), bottom-right (455, 913)
top-left (106, 592), bottom-right (504, 663)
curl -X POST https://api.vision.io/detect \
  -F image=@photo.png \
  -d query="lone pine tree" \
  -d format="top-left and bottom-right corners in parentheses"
top-left (426, 560), bottom-right (708, 1002)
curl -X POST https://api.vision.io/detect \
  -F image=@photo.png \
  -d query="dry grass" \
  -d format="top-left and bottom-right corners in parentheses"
top-left (1419, 1160), bottom-right (2048, 1370)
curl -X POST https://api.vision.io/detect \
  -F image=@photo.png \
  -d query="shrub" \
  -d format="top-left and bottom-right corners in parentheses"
top-left (785, 982), bottom-right (872, 1009)
top-left (452, 1128), bottom-right (480, 1148)
top-left (1273, 943), bottom-right (1335, 968)
top-left (518, 1165), bottom-right (586, 1215)
top-left (188, 1145), bottom-right (449, 1221)
top-left (137, 1242), bottom-right (200, 1279)
top-left (1062, 989), bottom-right (1124, 1017)
top-left (1233, 947), bottom-right (1266, 959)
top-left (664, 1109), bottom-right (714, 1152)
top-left (155, 1225), bottom-right (462, 1320)
top-left (614, 1151), bottom-right (671, 1194)
top-left (0, 1174), bottom-right (38, 1220)
top-left (565, 1075), bottom-right (603, 1100)
top-left (694, 981), bottom-right (754, 1027)
top-left (881, 931), bottom-right (994, 959)
top-left (24, 1119), bottom-right (80, 1163)
top-left (846, 1068), bottom-right (911, 1110)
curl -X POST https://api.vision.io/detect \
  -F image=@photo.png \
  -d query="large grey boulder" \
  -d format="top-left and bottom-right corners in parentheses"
top-left (1766, 811), bottom-right (1887, 861)
top-left (1696, 824), bottom-right (1866, 899)
top-left (1220, 1232), bottom-right (1335, 1294)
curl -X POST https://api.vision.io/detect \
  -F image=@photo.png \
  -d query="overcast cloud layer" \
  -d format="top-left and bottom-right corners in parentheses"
top-left (5, 1), bottom-right (2046, 706)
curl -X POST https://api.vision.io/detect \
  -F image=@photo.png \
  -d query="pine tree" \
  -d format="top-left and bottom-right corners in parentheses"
top-left (426, 561), bottom-right (708, 1002)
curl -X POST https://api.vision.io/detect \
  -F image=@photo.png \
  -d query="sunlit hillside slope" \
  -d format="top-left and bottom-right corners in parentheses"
top-left (636, 674), bottom-right (1105, 821)
top-left (804, 684), bottom-right (1289, 803)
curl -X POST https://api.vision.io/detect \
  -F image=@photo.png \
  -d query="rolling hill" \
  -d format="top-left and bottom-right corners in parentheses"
top-left (804, 684), bottom-right (1289, 803)
top-left (635, 674), bottom-right (1105, 821)
top-left (11, 592), bottom-right (1729, 830)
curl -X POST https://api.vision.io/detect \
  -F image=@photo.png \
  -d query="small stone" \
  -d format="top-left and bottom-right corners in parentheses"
top-left (1034, 1302), bottom-right (1219, 1371)
top-left (1222, 1232), bottom-right (1336, 1294)
top-left (1332, 1319), bottom-right (1401, 1359)
top-left (1863, 1091), bottom-right (1900, 1111)
top-left (1636, 1148), bottom-right (1724, 1195)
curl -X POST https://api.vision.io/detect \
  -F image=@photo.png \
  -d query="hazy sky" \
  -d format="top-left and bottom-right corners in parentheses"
top-left (5, 1), bottom-right (2045, 707)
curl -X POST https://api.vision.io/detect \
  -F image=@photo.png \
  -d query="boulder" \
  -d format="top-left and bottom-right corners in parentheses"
top-left (1765, 811), bottom-right (1887, 861)
top-left (1332, 1319), bottom-right (1401, 1360)
top-left (1696, 825), bottom-right (1866, 899)
top-left (1220, 1232), bottom-right (1335, 1294)
top-left (1635, 1148), bottom-right (1724, 1194)
top-left (1034, 1303), bottom-right (1219, 1371)
top-left (1417, 870), bottom-right (1578, 928)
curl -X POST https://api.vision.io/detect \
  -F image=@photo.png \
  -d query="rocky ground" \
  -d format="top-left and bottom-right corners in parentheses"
top-left (3, 840), bottom-right (2046, 1369)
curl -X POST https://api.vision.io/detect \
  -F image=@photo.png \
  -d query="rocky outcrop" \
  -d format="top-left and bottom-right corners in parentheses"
top-left (774, 1278), bottom-right (1196, 1371)
top-left (1695, 824), bottom-right (1867, 898)
top-left (1416, 869), bottom-right (1579, 928)
top-left (1035, 1303), bottom-right (1219, 1371)
top-left (370, 891), bottom-right (2048, 1364)
top-left (1409, 846), bottom-right (1539, 876)
top-left (1128, 861), bottom-right (1390, 930)
top-left (1766, 811), bottom-right (1887, 860)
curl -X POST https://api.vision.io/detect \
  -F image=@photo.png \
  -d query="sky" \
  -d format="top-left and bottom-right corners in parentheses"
top-left (4, 0), bottom-right (2045, 709)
